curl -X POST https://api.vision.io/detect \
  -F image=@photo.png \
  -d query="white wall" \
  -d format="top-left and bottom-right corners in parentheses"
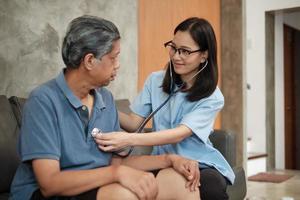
top-left (246, 0), bottom-right (300, 168)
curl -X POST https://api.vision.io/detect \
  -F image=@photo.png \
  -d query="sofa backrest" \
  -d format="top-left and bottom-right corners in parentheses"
top-left (0, 96), bottom-right (21, 193)
top-left (209, 130), bottom-right (236, 167)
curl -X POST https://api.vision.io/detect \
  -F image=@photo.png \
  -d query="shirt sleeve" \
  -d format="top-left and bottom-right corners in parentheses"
top-left (180, 90), bottom-right (224, 143)
top-left (19, 94), bottom-right (61, 162)
top-left (130, 74), bottom-right (153, 118)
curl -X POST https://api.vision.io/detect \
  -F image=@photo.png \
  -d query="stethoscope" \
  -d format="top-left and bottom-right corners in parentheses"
top-left (116, 60), bottom-right (208, 157)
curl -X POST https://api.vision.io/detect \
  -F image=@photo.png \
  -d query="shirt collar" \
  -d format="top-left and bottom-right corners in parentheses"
top-left (93, 88), bottom-right (106, 111)
top-left (56, 69), bottom-right (106, 110)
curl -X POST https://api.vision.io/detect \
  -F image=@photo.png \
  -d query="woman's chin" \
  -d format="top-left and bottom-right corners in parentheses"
top-left (173, 67), bottom-right (185, 75)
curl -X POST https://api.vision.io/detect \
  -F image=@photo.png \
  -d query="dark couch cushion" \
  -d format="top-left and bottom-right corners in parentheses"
top-left (0, 193), bottom-right (9, 200)
top-left (0, 95), bottom-right (20, 193)
top-left (209, 130), bottom-right (236, 167)
top-left (8, 96), bottom-right (27, 128)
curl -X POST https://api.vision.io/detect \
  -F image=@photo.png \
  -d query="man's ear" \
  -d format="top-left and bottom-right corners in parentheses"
top-left (83, 53), bottom-right (97, 70)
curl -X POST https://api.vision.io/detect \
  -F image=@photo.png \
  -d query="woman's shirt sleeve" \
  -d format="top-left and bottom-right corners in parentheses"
top-left (180, 88), bottom-right (224, 143)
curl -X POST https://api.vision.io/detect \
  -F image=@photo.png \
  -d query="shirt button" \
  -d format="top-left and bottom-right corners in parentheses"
top-left (82, 106), bottom-right (86, 110)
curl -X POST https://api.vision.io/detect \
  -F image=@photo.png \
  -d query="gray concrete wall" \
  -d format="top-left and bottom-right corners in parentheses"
top-left (0, 0), bottom-right (138, 100)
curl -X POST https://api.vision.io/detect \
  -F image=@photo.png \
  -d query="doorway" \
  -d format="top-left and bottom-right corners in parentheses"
top-left (284, 24), bottom-right (300, 170)
top-left (265, 10), bottom-right (300, 171)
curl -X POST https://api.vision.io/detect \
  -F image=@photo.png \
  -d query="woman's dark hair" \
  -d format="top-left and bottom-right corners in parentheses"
top-left (162, 17), bottom-right (218, 102)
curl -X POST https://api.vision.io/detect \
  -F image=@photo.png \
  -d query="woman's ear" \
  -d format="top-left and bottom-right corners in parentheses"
top-left (201, 50), bottom-right (209, 63)
top-left (83, 53), bottom-right (96, 70)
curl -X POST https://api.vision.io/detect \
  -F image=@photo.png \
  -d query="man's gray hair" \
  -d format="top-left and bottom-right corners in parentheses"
top-left (62, 15), bottom-right (120, 69)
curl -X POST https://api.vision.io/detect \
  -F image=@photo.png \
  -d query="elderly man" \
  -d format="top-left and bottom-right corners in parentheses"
top-left (10, 15), bottom-right (200, 200)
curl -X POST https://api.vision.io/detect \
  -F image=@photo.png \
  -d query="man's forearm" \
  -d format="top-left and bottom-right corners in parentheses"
top-left (49, 167), bottom-right (117, 196)
top-left (33, 159), bottom-right (119, 197)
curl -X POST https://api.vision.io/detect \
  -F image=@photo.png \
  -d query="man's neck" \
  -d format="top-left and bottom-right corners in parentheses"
top-left (64, 68), bottom-right (94, 100)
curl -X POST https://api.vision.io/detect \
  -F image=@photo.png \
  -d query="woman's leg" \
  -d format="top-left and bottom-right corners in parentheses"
top-left (97, 183), bottom-right (139, 200)
top-left (199, 168), bottom-right (228, 200)
top-left (155, 168), bottom-right (200, 200)
top-left (97, 168), bottom-right (201, 200)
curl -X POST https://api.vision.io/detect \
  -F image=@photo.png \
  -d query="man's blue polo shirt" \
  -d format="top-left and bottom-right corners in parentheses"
top-left (10, 71), bottom-right (120, 200)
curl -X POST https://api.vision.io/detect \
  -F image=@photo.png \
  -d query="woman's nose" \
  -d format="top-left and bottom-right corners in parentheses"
top-left (171, 50), bottom-right (181, 60)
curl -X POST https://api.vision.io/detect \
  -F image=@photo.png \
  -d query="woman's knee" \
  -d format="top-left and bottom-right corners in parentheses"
top-left (156, 168), bottom-right (187, 190)
top-left (200, 168), bottom-right (228, 200)
top-left (97, 183), bottom-right (138, 200)
top-left (156, 168), bottom-right (200, 200)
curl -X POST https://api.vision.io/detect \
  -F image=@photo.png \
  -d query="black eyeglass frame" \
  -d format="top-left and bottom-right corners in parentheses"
top-left (164, 41), bottom-right (202, 56)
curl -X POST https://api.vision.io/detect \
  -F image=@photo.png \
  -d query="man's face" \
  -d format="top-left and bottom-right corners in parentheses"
top-left (92, 39), bottom-right (120, 86)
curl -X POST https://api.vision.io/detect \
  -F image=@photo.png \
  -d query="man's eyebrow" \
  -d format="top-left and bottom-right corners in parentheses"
top-left (110, 51), bottom-right (120, 57)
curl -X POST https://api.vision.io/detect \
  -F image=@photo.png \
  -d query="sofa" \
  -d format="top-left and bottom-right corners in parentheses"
top-left (0, 95), bottom-right (246, 200)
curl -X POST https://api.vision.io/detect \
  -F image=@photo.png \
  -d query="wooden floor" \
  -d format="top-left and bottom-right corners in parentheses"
top-left (246, 169), bottom-right (300, 200)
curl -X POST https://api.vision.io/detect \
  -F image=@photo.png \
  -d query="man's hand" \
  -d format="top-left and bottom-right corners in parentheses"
top-left (116, 165), bottom-right (158, 200)
top-left (168, 155), bottom-right (200, 191)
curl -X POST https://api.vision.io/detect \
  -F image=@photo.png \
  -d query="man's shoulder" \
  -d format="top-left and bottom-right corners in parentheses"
top-left (28, 78), bottom-right (58, 103)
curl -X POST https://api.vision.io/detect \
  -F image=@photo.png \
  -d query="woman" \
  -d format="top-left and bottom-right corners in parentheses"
top-left (95, 17), bottom-right (235, 200)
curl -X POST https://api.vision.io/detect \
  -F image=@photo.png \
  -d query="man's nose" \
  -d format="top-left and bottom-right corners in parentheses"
top-left (114, 61), bottom-right (120, 70)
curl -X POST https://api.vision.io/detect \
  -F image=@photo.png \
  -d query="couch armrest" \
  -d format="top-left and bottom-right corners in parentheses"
top-left (209, 131), bottom-right (246, 199)
top-left (227, 166), bottom-right (247, 200)
top-left (9, 96), bottom-right (27, 128)
top-left (0, 96), bottom-right (20, 193)
top-left (209, 129), bottom-right (236, 167)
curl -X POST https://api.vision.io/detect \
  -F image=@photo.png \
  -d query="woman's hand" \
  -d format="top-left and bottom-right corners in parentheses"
top-left (168, 154), bottom-right (200, 192)
top-left (93, 132), bottom-right (133, 152)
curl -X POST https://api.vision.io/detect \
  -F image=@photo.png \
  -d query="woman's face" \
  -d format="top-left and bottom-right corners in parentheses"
top-left (169, 31), bottom-right (207, 82)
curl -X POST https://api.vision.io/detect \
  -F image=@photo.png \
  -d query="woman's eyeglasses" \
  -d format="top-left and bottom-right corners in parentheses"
top-left (164, 41), bottom-right (202, 59)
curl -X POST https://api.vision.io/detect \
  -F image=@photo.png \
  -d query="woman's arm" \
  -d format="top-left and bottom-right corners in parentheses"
top-left (95, 124), bottom-right (192, 152)
top-left (132, 125), bottom-right (192, 145)
top-left (118, 111), bottom-right (144, 132)
top-left (111, 154), bottom-right (171, 171)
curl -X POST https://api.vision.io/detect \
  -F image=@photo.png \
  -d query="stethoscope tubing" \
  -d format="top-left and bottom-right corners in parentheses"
top-left (116, 60), bottom-right (208, 157)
